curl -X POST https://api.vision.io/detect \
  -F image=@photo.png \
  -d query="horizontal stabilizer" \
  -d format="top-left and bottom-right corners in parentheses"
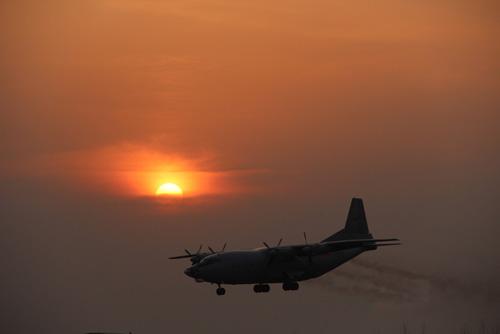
top-left (319, 237), bottom-right (400, 252)
top-left (289, 238), bottom-right (400, 255)
top-left (325, 238), bottom-right (399, 244)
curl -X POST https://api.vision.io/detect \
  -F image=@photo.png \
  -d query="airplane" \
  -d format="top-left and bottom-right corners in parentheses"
top-left (170, 198), bottom-right (400, 295)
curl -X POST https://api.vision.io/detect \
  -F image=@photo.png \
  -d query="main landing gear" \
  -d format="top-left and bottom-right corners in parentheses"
top-left (282, 281), bottom-right (299, 291)
top-left (216, 284), bottom-right (226, 296)
top-left (253, 284), bottom-right (270, 293)
top-left (215, 282), bottom-right (297, 295)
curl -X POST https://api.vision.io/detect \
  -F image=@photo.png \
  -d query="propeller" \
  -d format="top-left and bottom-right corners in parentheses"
top-left (208, 243), bottom-right (227, 254)
top-left (169, 244), bottom-right (207, 264)
top-left (302, 232), bottom-right (313, 264)
top-left (263, 238), bottom-right (283, 249)
top-left (171, 242), bottom-right (227, 264)
top-left (184, 244), bottom-right (203, 257)
top-left (263, 238), bottom-right (283, 265)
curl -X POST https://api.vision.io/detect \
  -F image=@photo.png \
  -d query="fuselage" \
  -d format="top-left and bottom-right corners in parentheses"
top-left (184, 246), bottom-right (368, 285)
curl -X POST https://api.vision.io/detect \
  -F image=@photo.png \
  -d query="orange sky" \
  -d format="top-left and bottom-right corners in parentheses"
top-left (2, 0), bottom-right (499, 200)
top-left (1, 1), bottom-right (500, 332)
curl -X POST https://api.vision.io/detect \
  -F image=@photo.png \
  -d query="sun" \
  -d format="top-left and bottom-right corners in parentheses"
top-left (156, 182), bottom-right (184, 197)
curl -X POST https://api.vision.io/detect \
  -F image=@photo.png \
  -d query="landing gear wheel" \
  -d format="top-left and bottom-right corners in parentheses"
top-left (282, 281), bottom-right (299, 291)
top-left (216, 287), bottom-right (226, 296)
top-left (253, 284), bottom-right (270, 293)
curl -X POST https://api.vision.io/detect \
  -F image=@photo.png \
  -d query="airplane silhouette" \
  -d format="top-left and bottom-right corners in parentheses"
top-left (170, 198), bottom-right (400, 295)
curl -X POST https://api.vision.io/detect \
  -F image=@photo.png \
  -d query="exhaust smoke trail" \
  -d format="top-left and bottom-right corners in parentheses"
top-left (308, 258), bottom-right (500, 304)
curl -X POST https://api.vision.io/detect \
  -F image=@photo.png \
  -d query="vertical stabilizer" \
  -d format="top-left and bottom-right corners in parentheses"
top-left (344, 198), bottom-right (369, 234)
top-left (322, 198), bottom-right (373, 242)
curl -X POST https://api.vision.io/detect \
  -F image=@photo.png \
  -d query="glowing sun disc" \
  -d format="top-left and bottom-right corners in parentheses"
top-left (156, 183), bottom-right (183, 196)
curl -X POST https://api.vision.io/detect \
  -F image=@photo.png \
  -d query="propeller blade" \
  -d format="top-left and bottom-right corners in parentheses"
top-left (208, 246), bottom-right (215, 254)
top-left (264, 239), bottom-right (283, 266)
top-left (221, 242), bottom-right (227, 252)
top-left (170, 243), bottom-right (213, 262)
top-left (302, 233), bottom-right (313, 264)
top-left (169, 254), bottom-right (193, 259)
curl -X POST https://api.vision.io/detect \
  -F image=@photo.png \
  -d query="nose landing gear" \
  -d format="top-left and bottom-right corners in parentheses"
top-left (253, 284), bottom-right (270, 293)
top-left (216, 284), bottom-right (226, 296)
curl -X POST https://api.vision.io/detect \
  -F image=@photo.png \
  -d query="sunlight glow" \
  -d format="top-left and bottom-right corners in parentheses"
top-left (156, 182), bottom-right (184, 196)
top-left (40, 144), bottom-right (251, 199)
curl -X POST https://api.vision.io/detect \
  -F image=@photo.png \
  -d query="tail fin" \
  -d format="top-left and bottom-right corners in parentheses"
top-left (322, 198), bottom-right (373, 242)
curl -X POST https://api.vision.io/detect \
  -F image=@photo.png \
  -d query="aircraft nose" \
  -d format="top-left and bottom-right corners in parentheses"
top-left (184, 267), bottom-right (196, 278)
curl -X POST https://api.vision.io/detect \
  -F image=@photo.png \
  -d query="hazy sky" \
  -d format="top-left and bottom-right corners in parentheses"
top-left (1, 1), bottom-right (499, 333)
